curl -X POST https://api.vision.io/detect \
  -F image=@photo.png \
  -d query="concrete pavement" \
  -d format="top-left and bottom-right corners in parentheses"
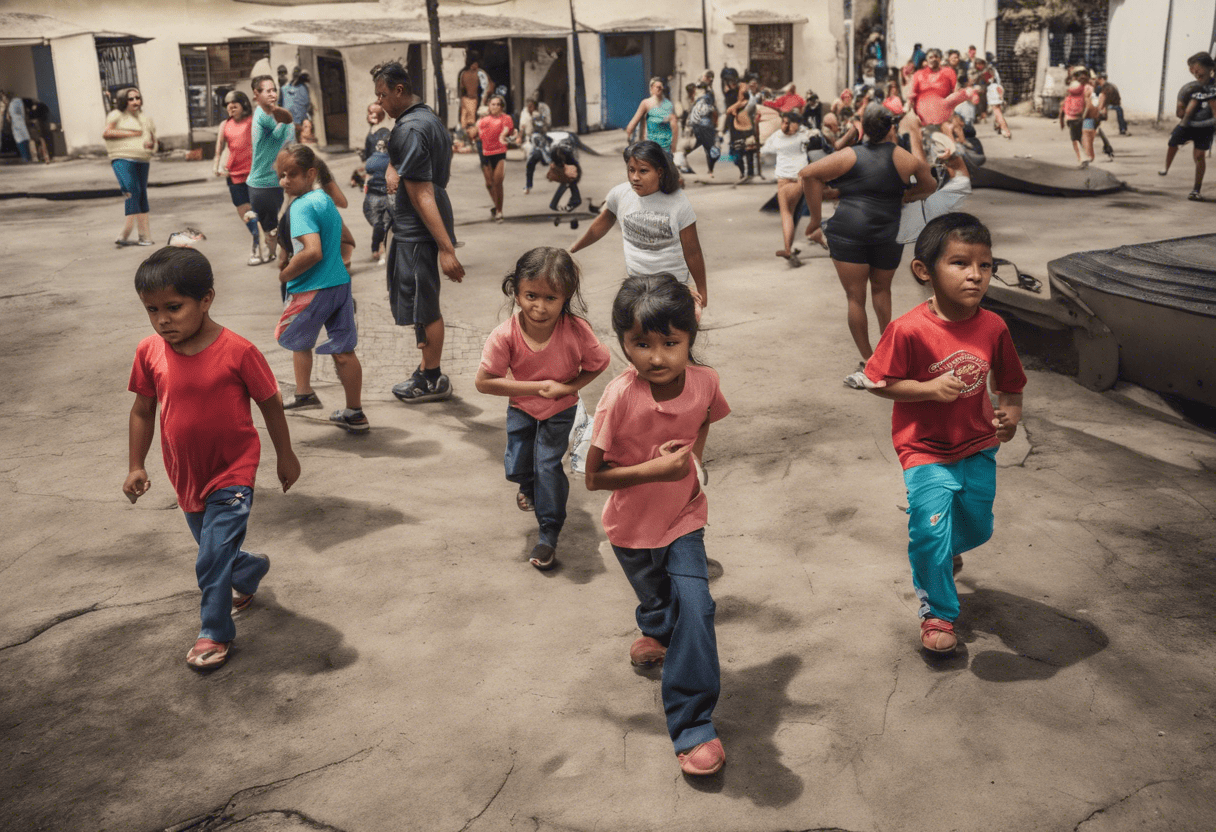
top-left (1, 114), bottom-right (1215, 832)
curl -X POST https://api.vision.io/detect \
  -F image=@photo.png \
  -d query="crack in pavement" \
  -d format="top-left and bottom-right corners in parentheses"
top-left (1072, 778), bottom-right (1179, 830)
top-left (457, 751), bottom-right (516, 832)
top-left (0, 590), bottom-right (191, 651)
top-left (164, 744), bottom-right (377, 832)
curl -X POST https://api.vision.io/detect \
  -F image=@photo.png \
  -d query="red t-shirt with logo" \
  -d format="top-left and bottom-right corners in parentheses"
top-left (864, 302), bottom-right (1026, 469)
top-left (128, 328), bottom-right (280, 512)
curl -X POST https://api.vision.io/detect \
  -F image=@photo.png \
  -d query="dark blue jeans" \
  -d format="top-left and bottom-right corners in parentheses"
top-left (183, 486), bottom-right (270, 643)
top-left (111, 159), bottom-right (150, 214)
top-left (612, 528), bottom-right (719, 753)
top-left (504, 405), bottom-right (576, 548)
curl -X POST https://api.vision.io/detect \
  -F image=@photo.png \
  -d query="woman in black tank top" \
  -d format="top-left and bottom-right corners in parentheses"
top-left (798, 103), bottom-right (934, 387)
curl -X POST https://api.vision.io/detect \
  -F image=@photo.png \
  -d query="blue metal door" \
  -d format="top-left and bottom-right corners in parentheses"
top-left (601, 35), bottom-right (645, 129)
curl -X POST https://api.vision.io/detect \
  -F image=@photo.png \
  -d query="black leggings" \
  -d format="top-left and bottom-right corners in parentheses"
top-left (690, 124), bottom-right (719, 172)
top-left (729, 127), bottom-right (754, 176)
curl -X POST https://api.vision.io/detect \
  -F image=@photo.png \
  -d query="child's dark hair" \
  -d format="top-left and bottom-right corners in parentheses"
top-left (622, 140), bottom-right (680, 194)
top-left (911, 212), bottom-right (992, 285)
top-left (251, 75), bottom-right (275, 93)
top-left (278, 142), bottom-right (335, 186)
top-left (611, 274), bottom-right (699, 358)
top-left (501, 247), bottom-right (587, 318)
top-left (781, 111), bottom-right (804, 126)
top-left (134, 247), bottom-right (214, 300)
top-left (224, 90), bottom-right (252, 117)
top-left (1188, 52), bottom-right (1216, 70)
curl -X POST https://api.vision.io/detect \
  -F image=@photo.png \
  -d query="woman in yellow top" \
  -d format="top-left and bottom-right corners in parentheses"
top-left (102, 87), bottom-right (157, 246)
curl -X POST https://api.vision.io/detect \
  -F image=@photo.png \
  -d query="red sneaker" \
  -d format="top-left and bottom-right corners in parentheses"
top-left (629, 636), bottom-right (666, 667)
top-left (678, 738), bottom-right (725, 776)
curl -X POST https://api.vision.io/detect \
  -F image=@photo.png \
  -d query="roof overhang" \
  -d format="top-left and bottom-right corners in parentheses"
top-left (0, 12), bottom-right (150, 46)
top-left (244, 13), bottom-right (568, 47)
top-left (726, 11), bottom-right (810, 25)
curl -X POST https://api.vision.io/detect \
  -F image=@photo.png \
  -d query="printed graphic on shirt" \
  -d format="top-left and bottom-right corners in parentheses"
top-left (928, 350), bottom-right (989, 397)
top-left (621, 210), bottom-right (674, 251)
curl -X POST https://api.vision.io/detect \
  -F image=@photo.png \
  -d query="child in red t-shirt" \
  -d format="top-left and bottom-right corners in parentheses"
top-left (862, 213), bottom-right (1026, 655)
top-left (124, 247), bottom-right (300, 670)
top-left (586, 274), bottom-right (731, 777)
top-left (475, 247), bottom-right (610, 570)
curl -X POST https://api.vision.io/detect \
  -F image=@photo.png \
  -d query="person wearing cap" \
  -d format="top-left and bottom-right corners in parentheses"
top-left (800, 103), bottom-right (934, 388)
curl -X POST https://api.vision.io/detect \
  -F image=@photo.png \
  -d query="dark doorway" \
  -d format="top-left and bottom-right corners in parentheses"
top-left (316, 55), bottom-right (348, 146)
top-left (512, 38), bottom-right (569, 126)
top-left (466, 39), bottom-right (511, 112)
top-left (749, 24), bottom-right (793, 90)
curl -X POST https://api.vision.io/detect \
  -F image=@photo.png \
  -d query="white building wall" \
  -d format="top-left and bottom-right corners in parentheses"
top-left (50, 33), bottom-right (107, 155)
top-left (887, 0), bottom-right (987, 70)
top-left (132, 38), bottom-right (192, 149)
top-left (704, 0), bottom-right (841, 102)
top-left (1108, 0), bottom-right (1216, 118)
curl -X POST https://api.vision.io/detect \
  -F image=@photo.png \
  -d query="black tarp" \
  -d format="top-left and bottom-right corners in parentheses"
top-left (964, 155), bottom-right (1123, 197)
top-left (1048, 234), bottom-right (1216, 317)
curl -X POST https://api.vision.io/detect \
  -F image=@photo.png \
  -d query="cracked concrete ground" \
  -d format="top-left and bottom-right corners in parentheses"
top-left (1, 115), bottom-right (1215, 831)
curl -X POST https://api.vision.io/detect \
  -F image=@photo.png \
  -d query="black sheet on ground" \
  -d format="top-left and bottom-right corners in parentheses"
top-left (760, 194), bottom-right (809, 220)
top-left (1048, 233), bottom-right (1216, 316)
top-left (964, 155), bottom-right (1123, 196)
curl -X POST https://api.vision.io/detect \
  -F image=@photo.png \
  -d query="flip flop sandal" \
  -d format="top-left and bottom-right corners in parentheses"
top-left (920, 618), bottom-right (958, 654)
top-left (233, 591), bottom-right (254, 613)
top-left (528, 543), bottom-right (556, 571)
top-left (1189, 191), bottom-right (1204, 201)
top-left (516, 491), bottom-right (535, 512)
top-left (186, 638), bottom-right (231, 669)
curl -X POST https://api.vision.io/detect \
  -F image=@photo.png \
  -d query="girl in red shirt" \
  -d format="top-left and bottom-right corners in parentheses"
top-left (586, 274), bottom-right (731, 777)
top-left (475, 247), bottom-right (610, 570)
top-left (475, 95), bottom-right (516, 222)
top-left (213, 91), bottom-right (263, 265)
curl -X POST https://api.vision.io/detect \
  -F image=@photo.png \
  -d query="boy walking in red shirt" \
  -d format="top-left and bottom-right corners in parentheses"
top-left (863, 213), bottom-right (1026, 655)
top-left (124, 248), bottom-right (300, 669)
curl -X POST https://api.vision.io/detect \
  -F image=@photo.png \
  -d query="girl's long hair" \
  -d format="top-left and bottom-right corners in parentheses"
top-left (501, 247), bottom-right (588, 319)
top-left (622, 140), bottom-right (680, 195)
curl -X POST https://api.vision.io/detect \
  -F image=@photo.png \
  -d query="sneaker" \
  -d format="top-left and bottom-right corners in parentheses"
top-left (247, 241), bottom-right (262, 266)
top-left (629, 635), bottom-right (666, 667)
top-left (1189, 190), bottom-right (1204, 201)
top-left (677, 738), bottom-right (725, 776)
top-left (137, 237), bottom-right (154, 246)
top-left (329, 408), bottom-right (370, 433)
top-left (284, 392), bottom-right (322, 410)
top-left (392, 372), bottom-right (453, 403)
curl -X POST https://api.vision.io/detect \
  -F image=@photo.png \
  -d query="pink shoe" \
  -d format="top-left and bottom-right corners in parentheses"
top-left (186, 638), bottom-right (230, 669)
top-left (677, 738), bottom-right (725, 775)
top-left (629, 635), bottom-right (666, 667)
top-left (920, 618), bottom-right (958, 654)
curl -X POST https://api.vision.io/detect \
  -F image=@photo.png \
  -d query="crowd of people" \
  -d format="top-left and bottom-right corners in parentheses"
top-left (118, 52), bottom-right (1041, 787)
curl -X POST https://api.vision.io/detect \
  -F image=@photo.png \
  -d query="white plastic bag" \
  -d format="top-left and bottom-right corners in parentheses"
top-left (568, 396), bottom-right (593, 475)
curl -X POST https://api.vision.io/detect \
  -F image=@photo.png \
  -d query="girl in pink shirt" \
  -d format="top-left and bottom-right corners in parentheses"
top-left (585, 274), bottom-right (731, 777)
top-left (476, 247), bottom-right (610, 570)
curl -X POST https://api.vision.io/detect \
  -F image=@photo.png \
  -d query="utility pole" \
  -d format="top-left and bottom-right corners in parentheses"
top-left (425, 0), bottom-right (448, 124)
top-left (569, 0), bottom-right (588, 132)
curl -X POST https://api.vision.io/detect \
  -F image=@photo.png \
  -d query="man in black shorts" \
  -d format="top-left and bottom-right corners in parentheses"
top-left (1160, 52), bottom-right (1216, 201)
top-left (373, 61), bottom-right (466, 402)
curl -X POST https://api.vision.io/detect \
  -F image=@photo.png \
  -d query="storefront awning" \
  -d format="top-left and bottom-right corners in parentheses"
top-left (0, 12), bottom-right (150, 46)
top-left (726, 11), bottom-right (810, 25)
top-left (244, 13), bottom-right (567, 47)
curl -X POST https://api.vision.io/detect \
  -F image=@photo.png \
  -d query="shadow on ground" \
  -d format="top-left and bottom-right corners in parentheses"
top-left (0, 593), bottom-right (357, 830)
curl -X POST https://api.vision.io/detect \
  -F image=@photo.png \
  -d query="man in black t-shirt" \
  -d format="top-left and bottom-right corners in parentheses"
top-left (1159, 52), bottom-right (1216, 200)
top-left (373, 61), bottom-right (465, 402)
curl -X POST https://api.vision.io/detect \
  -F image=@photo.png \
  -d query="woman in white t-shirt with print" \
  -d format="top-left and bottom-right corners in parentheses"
top-left (569, 141), bottom-right (708, 309)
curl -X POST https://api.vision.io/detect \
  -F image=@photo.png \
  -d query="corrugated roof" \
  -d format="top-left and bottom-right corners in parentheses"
top-left (243, 12), bottom-right (568, 46)
top-left (726, 10), bottom-right (810, 24)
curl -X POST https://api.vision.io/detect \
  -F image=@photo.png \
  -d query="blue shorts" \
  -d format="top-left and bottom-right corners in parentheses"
top-left (1082, 117), bottom-right (1097, 131)
top-left (227, 179), bottom-right (250, 207)
top-left (275, 282), bottom-right (358, 354)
